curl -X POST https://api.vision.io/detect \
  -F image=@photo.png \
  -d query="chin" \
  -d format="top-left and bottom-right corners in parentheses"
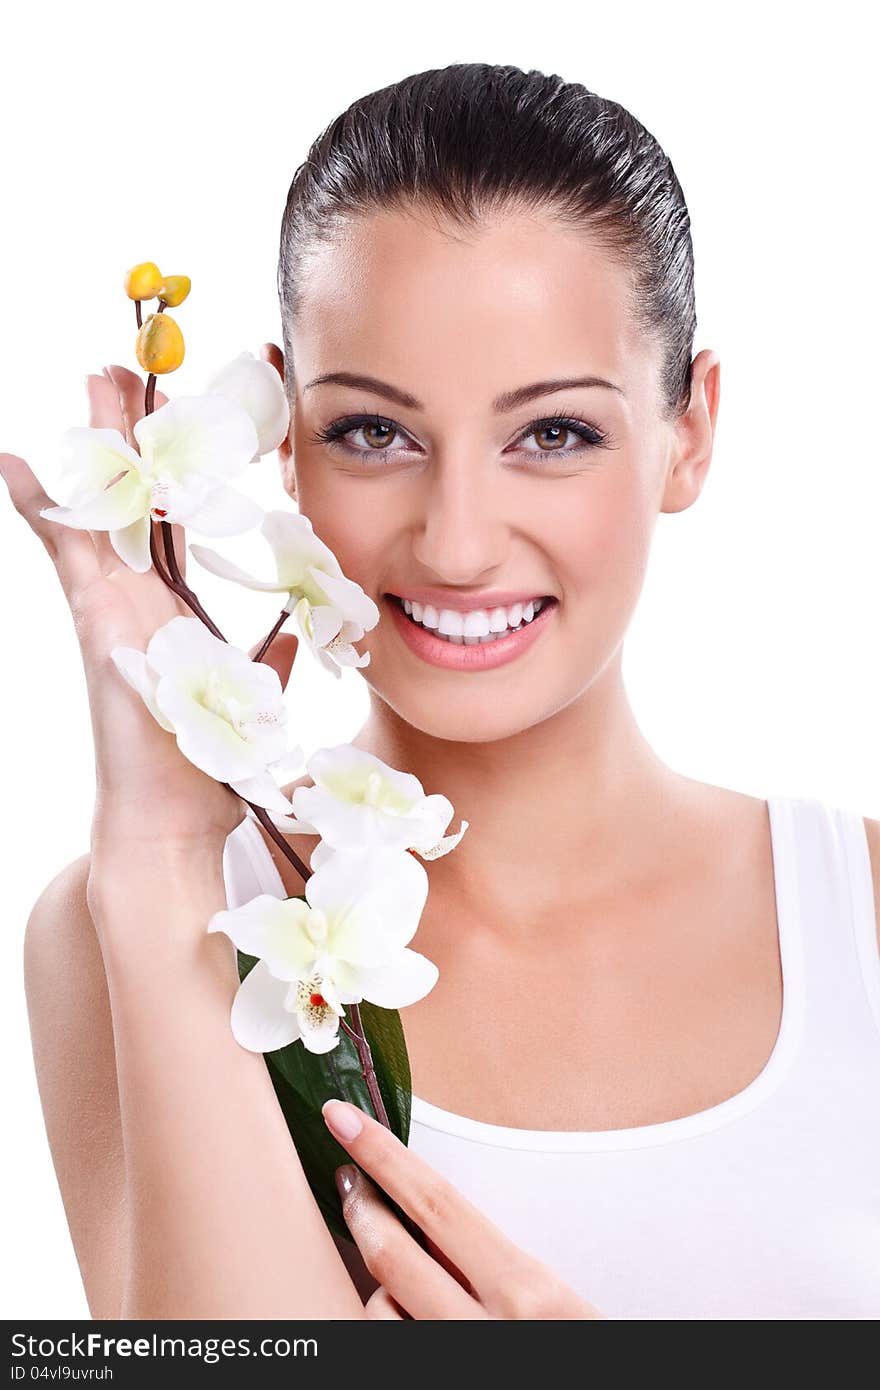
top-left (366, 680), bottom-right (560, 744)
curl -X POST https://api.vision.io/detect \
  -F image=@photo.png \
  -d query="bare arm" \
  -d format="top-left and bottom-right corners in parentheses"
top-left (87, 847), bottom-right (366, 1320)
top-left (24, 856), bottom-right (129, 1320)
top-left (24, 852), bottom-right (377, 1319)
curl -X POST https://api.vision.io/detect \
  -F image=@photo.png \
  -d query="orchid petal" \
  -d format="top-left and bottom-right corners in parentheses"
top-left (133, 394), bottom-right (259, 482)
top-left (261, 510), bottom-right (344, 586)
top-left (297, 1012), bottom-right (342, 1054)
top-left (229, 957), bottom-right (303, 1052)
top-left (40, 468), bottom-right (150, 531)
top-left (347, 948), bottom-right (439, 1009)
top-left (187, 483), bottom-right (265, 537)
top-left (155, 678), bottom-right (277, 780)
top-left (324, 638), bottom-right (371, 670)
top-left (188, 543), bottom-right (285, 592)
top-left (309, 840), bottom-right (334, 871)
top-left (306, 846), bottom-right (429, 964)
top-left (109, 646), bottom-right (175, 732)
top-left (412, 818), bottom-right (470, 860)
top-left (264, 808), bottom-right (320, 834)
top-left (203, 351), bottom-right (290, 458)
top-left (207, 894), bottom-right (315, 977)
top-left (228, 767), bottom-right (297, 814)
top-left (57, 426), bottom-right (144, 483)
top-left (307, 565), bottom-right (380, 632)
top-left (110, 515), bottom-right (152, 573)
top-left (301, 603), bottom-right (345, 648)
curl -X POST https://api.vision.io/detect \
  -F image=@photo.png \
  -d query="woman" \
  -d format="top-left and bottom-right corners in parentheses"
top-left (9, 63), bottom-right (880, 1320)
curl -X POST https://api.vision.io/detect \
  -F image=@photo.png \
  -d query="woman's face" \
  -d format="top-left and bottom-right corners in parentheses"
top-left (284, 205), bottom-right (711, 743)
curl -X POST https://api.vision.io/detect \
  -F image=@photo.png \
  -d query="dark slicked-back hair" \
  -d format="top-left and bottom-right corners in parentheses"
top-left (278, 63), bottom-right (696, 418)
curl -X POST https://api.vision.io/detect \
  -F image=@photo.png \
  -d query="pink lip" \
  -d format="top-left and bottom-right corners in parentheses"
top-left (385, 594), bottom-right (558, 671)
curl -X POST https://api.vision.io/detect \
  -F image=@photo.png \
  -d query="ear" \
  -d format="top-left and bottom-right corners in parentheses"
top-left (660, 348), bottom-right (721, 514)
top-left (259, 341), bottom-right (295, 488)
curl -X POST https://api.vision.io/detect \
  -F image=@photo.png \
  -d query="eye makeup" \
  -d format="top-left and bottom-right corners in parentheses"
top-left (308, 406), bottom-right (612, 464)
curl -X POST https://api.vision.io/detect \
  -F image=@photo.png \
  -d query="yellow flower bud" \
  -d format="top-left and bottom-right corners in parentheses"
top-left (157, 275), bottom-right (191, 307)
top-left (124, 261), bottom-right (164, 301)
top-left (135, 313), bottom-right (185, 374)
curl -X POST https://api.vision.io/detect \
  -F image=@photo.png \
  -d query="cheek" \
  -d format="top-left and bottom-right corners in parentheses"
top-left (560, 473), bottom-right (655, 600)
top-left (295, 482), bottom-right (388, 596)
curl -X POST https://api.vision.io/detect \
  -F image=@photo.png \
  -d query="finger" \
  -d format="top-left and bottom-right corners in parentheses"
top-left (336, 1167), bottom-right (487, 1321)
top-left (322, 1099), bottom-right (529, 1302)
top-left (103, 363), bottom-right (169, 446)
top-left (0, 451), bottom-right (101, 598)
top-left (363, 1286), bottom-right (407, 1320)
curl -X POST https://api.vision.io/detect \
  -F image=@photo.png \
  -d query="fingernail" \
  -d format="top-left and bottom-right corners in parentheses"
top-left (322, 1098), bottom-right (364, 1142)
top-left (334, 1164), bottom-right (358, 1199)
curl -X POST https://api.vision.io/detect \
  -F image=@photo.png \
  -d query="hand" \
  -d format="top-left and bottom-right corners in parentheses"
top-left (0, 363), bottom-right (298, 869)
top-left (322, 1098), bottom-right (605, 1320)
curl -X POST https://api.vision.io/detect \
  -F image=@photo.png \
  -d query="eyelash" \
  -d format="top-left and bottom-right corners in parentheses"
top-left (308, 407), bottom-right (610, 463)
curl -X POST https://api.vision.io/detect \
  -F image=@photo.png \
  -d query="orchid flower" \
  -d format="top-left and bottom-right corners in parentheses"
top-left (203, 350), bottom-right (290, 460)
top-left (110, 615), bottom-right (303, 813)
top-left (263, 743), bottom-right (469, 860)
top-left (39, 394), bottom-right (265, 573)
top-left (208, 844), bottom-right (436, 1054)
top-left (189, 510), bottom-right (380, 677)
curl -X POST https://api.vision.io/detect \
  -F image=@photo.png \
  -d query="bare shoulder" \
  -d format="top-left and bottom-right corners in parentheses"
top-left (861, 816), bottom-right (880, 954)
top-left (23, 853), bottom-right (127, 1319)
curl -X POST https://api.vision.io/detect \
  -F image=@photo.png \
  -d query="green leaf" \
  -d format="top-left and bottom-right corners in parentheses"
top-left (236, 950), bottom-right (414, 1242)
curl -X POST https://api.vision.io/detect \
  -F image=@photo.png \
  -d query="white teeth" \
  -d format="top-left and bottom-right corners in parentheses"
top-left (489, 606), bottom-right (509, 633)
top-left (396, 594), bottom-right (550, 641)
top-left (437, 609), bottom-right (465, 637)
top-left (463, 610), bottom-right (491, 637)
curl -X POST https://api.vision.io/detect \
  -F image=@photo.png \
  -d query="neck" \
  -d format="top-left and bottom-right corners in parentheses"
top-left (352, 656), bottom-right (692, 920)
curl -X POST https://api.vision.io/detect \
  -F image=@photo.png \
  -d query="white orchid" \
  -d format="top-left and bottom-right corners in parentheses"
top-left (189, 509), bottom-right (380, 677)
top-left (39, 394), bottom-right (265, 573)
top-left (110, 615), bottom-right (303, 813)
top-left (208, 845), bottom-right (437, 1054)
top-left (203, 350), bottom-right (290, 460)
top-left (263, 744), bottom-right (469, 861)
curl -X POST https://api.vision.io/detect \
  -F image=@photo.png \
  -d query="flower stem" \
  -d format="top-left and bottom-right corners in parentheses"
top-left (243, 801), bottom-right (311, 883)
top-left (251, 608), bottom-right (290, 663)
top-left (344, 1003), bottom-right (392, 1129)
top-left (147, 521), bottom-right (226, 639)
top-left (159, 519), bottom-right (226, 639)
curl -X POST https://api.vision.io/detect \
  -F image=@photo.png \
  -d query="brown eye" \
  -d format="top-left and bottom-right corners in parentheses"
top-left (515, 414), bottom-right (608, 458)
top-left (362, 420), bottom-right (396, 449)
top-left (533, 424), bottom-right (571, 451)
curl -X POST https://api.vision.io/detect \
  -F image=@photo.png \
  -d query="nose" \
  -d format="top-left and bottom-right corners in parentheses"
top-left (410, 452), bottom-right (507, 583)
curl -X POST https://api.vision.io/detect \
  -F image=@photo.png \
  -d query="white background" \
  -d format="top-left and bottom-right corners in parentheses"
top-left (1, 0), bottom-right (877, 1319)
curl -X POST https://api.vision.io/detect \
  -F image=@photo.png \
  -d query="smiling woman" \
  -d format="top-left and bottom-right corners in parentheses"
top-left (17, 60), bottom-right (880, 1323)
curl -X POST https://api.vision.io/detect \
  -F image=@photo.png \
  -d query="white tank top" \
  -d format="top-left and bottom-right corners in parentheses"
top-left (221, 794), bottom-right (880, 1319)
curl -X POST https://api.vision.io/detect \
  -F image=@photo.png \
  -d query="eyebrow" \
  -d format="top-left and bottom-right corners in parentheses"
top-left (302, 371), bottom-right (626, 412)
